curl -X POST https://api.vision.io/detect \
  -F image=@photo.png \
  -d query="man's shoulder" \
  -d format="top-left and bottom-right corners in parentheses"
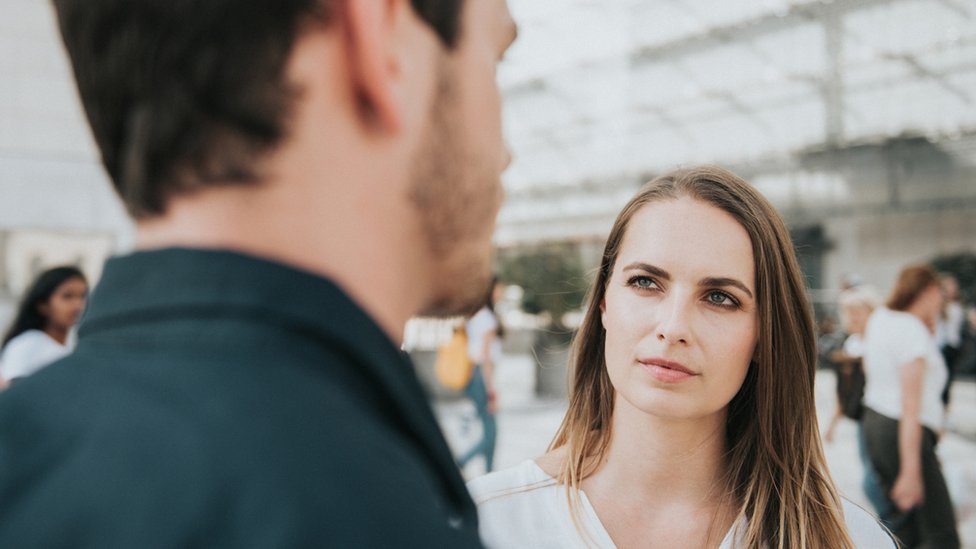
top-left (0, 350), bottom-right (470, 545)
top-left (0, 341), bottom-right (386, 470)
top-left (0, 360), bottom-right (225, 546)
top-left (0, 358), bottom-right (224, 474)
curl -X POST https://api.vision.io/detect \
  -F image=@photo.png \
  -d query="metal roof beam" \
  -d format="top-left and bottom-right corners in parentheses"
top-left (630, 0), bottom-right (911, 66)
top-left (884, 52), bottom-right (974, 104)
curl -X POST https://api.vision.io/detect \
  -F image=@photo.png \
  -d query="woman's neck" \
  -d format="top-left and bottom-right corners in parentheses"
top-left (905, 304), bottom-right (936, 334)
top-left (588, 402), bottom-right (729, 503)
top-left (43, 325), bottom-right (69, 346)
top-left (577, 402), bottom-right (737, 548)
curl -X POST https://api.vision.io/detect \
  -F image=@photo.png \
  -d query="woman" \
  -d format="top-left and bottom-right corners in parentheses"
top-left (1, 266), bottom-right (88, 385)
top-left (458, 277), bottom-right (505, 473)
top-left (861, 265), bottom-right (960, 548)
top-left (469, 167), bottom-right (891, 548)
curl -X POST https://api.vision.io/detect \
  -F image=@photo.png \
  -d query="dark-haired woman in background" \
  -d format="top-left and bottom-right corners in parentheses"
top-left (862, 264), bottom-right (960, 548)
top-left (1, 266), bottom-right (87, 386)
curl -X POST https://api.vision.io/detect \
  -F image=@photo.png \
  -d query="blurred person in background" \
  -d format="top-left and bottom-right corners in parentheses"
top-left (824, 285), bottom-right (878, 442)
top-left (841, 273), bottom-right (863, 292)
top-left (823, 286), bottom-right (889, 520)
top-left (965, 306), bottom-right (976, 375)
top-left (458, 277), bottom-right (505, 474)
top-left (0, 266), bottom-right (87, 386)
top-left (862, 264), bottom-right (960, 548)
top-left (0, 0), bottom-right (517, 546)
top-left (816, 315), bottom-right (845, 371)
top-left (469, 166), bottom-right (892, 548)
top-left (936, 274), bottom-right (965, 410)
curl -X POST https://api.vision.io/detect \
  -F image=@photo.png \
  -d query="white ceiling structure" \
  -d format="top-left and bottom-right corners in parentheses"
top-left (495, 0), bottom-right (976, 245)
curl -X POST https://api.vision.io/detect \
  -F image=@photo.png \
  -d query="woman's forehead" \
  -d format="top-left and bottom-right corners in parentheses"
top-left (617, 198), bottom-right (755, 285)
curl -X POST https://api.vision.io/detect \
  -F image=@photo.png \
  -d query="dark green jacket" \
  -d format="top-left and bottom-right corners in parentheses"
top-left (0, 248), bottom-right (482, 548)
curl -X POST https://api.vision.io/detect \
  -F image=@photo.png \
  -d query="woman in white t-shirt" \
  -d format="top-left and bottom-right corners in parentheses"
top-left (469, 167), bottom-right (893, 548)
top-left (457, 277), bottom-right (505, 473)
top-left (1, 266), bottom-right (88, 386)
top-left (861, 265), bottom-right (960, 548)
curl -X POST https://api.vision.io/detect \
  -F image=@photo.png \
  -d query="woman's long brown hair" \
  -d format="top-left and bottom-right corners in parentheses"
top-left (548, 166), bottom-right (855, 548)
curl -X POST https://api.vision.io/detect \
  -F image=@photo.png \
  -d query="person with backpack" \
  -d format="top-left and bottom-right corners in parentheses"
top-left (457, 277), bottom-right (506, 474)
top-left (823, 285), bottom-right (889, 519)
top-left (825, 285), bottom-right (879, 439)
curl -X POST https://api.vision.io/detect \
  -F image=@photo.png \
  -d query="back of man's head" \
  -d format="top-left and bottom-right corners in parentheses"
top-left (52, 0), bottom-right (464, 219)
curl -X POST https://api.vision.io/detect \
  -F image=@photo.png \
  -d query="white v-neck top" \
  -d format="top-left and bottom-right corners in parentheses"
top-left (468, 460), bottom-right (894, 548)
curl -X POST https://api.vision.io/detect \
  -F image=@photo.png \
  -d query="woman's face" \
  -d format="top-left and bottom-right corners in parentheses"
top-left (491, 282), bottom-right (505, 307)
top-left (915, 283), bottom-right (944, 324)
top-left (602, 197), bottom-right (759, 422)
top-left (40, 277), bottom-right (88, 331)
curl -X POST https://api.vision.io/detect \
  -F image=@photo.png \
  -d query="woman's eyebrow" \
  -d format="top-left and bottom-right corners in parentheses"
top-left (621, 262), bottom-right (670, 281)
top-left (700, 277), bottom-right (753, 299)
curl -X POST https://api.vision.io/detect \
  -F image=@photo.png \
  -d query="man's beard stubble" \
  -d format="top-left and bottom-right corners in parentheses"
top-left (408, 62), bottom-right (501, 318)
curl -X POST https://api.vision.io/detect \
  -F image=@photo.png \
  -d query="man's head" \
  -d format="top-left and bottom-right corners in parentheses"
top-left (52, 0), bottom-right (464, 218)
top-left (54, 0), bottom-right (517, 327)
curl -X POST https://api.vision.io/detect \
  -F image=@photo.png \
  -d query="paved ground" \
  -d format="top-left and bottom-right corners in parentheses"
top-left (435, 354), bottom-right (976, 547)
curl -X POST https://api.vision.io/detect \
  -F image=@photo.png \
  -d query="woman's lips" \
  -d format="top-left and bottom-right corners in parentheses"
top-left (639, 358), bottom-right (698, 383)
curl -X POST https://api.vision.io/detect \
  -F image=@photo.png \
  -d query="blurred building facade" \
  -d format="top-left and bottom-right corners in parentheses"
top-left (1, 0), bottom-right (974, 323)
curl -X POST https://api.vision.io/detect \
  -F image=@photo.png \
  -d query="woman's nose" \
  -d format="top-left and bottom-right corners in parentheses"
top-left (655, 297), bottom-right (692, 345)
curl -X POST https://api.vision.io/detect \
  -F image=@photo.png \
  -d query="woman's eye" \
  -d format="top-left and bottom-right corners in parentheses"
top-left (706, 291), bottom-right (736, 307)
top-left (628, 276), bottom-right (657, 290)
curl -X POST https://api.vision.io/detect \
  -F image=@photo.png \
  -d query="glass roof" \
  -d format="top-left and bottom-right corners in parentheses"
top-left (2, 0), bottom-right (972, 249)
top-left (496, 0), bottom-right (976, 244)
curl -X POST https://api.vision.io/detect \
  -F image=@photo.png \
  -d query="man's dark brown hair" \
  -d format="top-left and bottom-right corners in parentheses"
top-left (52, 0), bottom-right (464, 218)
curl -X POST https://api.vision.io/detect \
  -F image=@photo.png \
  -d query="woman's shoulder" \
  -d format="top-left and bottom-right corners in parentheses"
top-left (467, 307), bottom-right (498, 330)
top-left (2, 330), bottom-right (60, 359)
top-left (840, 498), bottom-right (898, 547)
top-left (468, 459), bottom-right (586, 548)
top-left (871, 307), bottom-right (925, 331)
top-left (1, 330), bottom-right (66, 379)
top-left (467, 459), bottom-right (557, 504)
top-left (4, 329), bottom-right (51, 348)
top-left (868, 308), bottom-right (931, 347)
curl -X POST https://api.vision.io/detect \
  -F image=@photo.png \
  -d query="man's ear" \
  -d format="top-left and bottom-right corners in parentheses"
top-left (342, 0), bottom-right (408, 132)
